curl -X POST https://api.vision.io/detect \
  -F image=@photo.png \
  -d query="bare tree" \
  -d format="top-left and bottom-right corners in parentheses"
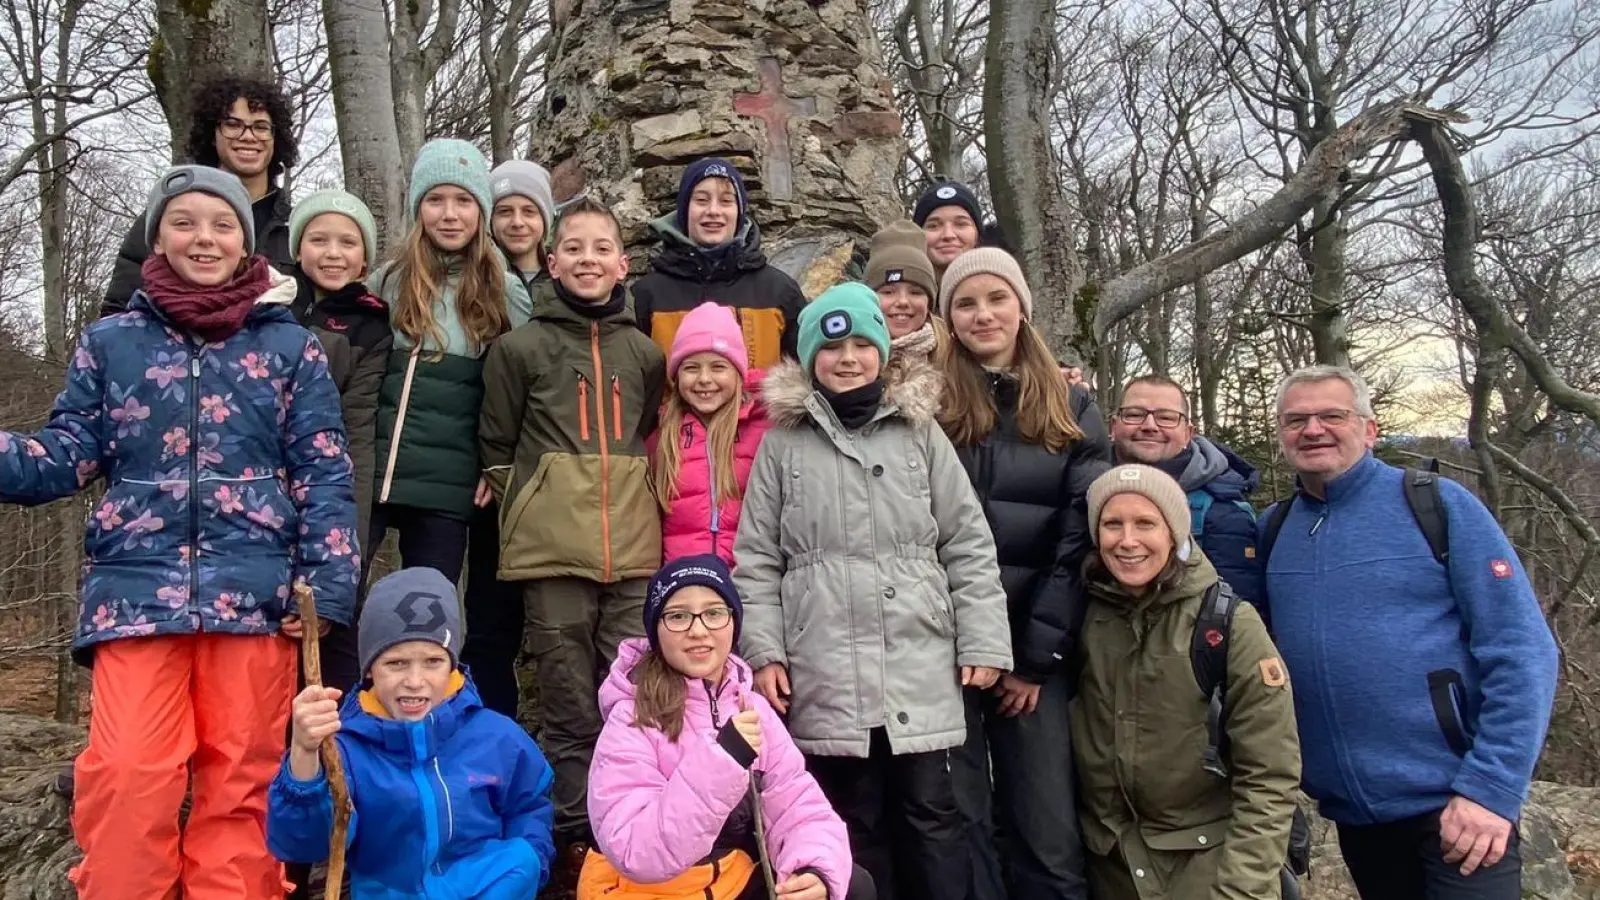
top-left (474, 0), bottom-right (546, 165)
top-left (150, 0), bottom-right (272, 159)
top-left (390, 0), bottom-right (461, 164)
top-left (323, 0), bottom-right (406, 246)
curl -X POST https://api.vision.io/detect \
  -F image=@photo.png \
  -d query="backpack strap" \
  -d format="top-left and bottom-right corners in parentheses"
top-left (1187, 490), bottom-right (1214, 538)
top-left (1257, 495), bottom-right (1295, 567)
top-left (1190, 581), bottom-right (1241, 778)
top-left (1402, 465), bottom-right (1450, 566)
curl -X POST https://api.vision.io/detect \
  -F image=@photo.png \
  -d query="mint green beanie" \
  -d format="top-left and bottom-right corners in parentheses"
top-left (290, 189), bottom-right (378, 263)
top-left (408, 138), bottom-right (493, 221)
top-left (798, 282), bottom-right (892, 376)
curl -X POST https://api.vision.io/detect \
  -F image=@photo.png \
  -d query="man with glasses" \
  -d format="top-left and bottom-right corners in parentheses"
top-left (101, 77), bottom-right (299, 316)
top-left (1109, 375), bottom-right (1264, 609)
top-left (1263, 365), bottom-right (1557, 900)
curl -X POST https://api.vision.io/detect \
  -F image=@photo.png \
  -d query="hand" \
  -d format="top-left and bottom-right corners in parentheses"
top-left (474, 476), bottom-right (493, 508)
top-left (280, 615), bottom-right (331, 639)
top-left (291, 685), bottom-right (343, 754)
top-left (754, 663), bottom-right (791, 715)
top-left (775, 872), bottom-right (827, 900)
top-left (961, 666), bottom-right (1001, 689)
top-left (993, 674), bottom-right (1042, 717)
top-left (1440, 795), bottom-right (1513, 875)
top-left (732, 696), bottom-right (763, 756)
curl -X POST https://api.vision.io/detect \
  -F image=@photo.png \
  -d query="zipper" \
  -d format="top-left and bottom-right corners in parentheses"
top-left (408, 722), bottom-right (443, 876)
top-left (433, 758), bottom-right (456, 844)
top-left (591, 323), bottom-right (613, 582)
top-left (706, 427), bottom-right (721, 549)
top-left (379, 347), bottom-right (422, 502)
top-left (705, 680), bottom-right (721, 727)
top-left (578, 376), bottom-right (590, 442)
top-left (188, 351), bottom-right (201, 621)
top-left (1310, 511), bottom-right (1326, 536)
top-left (611, 375), bottom-right (622, 441)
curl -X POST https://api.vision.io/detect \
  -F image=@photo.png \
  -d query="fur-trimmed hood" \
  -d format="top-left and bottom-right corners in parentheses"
top-left (761, 353), bottom-right (944, 429)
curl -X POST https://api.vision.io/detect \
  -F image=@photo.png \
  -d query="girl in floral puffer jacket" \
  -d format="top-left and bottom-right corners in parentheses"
top-left (583, 554), bottom-right (870, 900)
top-left (648, 302), bottom-right (772, 567)
top-left (0, 165), bottom-right (358, 900)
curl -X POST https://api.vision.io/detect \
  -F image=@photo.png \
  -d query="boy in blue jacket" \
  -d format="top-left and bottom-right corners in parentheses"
top-left (268, 567), bottom-right (556, 899)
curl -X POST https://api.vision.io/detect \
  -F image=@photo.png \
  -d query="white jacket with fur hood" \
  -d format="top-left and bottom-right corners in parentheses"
top-left (732, 355), bottom-right (1013, 758)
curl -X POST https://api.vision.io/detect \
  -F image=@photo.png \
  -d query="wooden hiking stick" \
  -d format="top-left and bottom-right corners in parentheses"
top-left (748, 778), bottom-right (779, 900)
top-left (294, 582), bottom-right (352, 900)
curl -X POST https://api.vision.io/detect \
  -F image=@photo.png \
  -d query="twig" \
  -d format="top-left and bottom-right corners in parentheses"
top-left (295, 583), bottom-right (352, 900)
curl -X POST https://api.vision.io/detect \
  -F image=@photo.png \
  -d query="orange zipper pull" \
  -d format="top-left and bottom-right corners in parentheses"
top-left (612, 375), bottom-right (622, 441)
top-left (578, 376), bottom-right (590, 442)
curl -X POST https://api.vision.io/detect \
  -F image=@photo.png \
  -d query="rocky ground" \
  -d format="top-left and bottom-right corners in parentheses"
top-left (0, 710), bottom-right (1594, 898)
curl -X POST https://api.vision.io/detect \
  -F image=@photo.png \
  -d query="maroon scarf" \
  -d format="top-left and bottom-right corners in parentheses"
top-left (140, 255), bottom-right (271, 343)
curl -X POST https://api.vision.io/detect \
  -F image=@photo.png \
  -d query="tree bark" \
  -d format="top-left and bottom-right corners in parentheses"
top-left (324, 0), bottom-right (407, 248)
top-left (983, 0), bottom-right (1085, 352)
top-left (1305, 196), bottom-right (1352, 366)
top-left (150, 0), bottom-right (272, 162)
top-left (390, 0), bottom-right (461, 165)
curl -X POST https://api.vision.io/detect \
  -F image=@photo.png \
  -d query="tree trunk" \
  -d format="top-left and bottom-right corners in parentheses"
top-left (983, 0), bottom-right (1084, 352)
top-left (150, 0), bottom-right (272, 162)
top-left (477, 0), bottom-right (538, 165)
top-left (389, 0), bottom-right (461, 166)
top-left (1305, 196), bottom-right (1352, 366)
top-left (324, 0), bottom-right (408, 248)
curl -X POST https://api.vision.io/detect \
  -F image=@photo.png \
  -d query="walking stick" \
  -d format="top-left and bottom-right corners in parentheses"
top-left (748, 777), bottom-right (779, 900)
top-left (294, 582), bottom-right (353, 900)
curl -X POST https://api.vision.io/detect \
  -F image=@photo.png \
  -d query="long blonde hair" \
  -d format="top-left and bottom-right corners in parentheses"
top-left (939, 317), bottom-right (1083, 451)
top-left (389, 220), bottom-right (510, 355)
top-left (630, 648), bottom-right (688, 740)
top-left (654, 380), bottom-right (746, 512)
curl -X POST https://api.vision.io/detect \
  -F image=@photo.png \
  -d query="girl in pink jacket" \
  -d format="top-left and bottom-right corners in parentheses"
top-left (582, 555), bottom-right (872, 900)
top-left (649, 302), bottom-right (773, 566)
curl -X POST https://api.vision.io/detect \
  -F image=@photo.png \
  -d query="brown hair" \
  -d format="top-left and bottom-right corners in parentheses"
top-left (1121, 374), bottom-right (1190, 416)
top-left (654, 381), bottom-right (746, 512)
top-left (1082, 544), bottom-right (1189, 598)
top-left (939, 317), bottom-right (1083, 451)
top-left (389, 217), bottom-right (509, 357)
top-left (552, 196), bottom-right (624, 245)
top-left (630, 649), bottom-right (688, 741)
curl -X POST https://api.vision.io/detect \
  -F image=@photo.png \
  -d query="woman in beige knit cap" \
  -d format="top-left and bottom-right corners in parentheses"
top-left (1075, 463), bottom-right (1302, 899)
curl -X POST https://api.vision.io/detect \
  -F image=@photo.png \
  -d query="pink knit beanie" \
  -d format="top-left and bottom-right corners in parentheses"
top-left (668, 302), bottom-right (749, 380)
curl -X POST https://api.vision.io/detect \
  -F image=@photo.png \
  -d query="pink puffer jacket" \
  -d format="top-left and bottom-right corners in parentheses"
top-left (649, 368), bottom-right (772, 566)
top-left (589, 638), bottom-right (852, 900)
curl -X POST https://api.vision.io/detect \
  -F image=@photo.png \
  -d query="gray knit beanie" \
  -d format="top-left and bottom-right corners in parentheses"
top-left (1086, 464), bottom-right (1193, 558)
top-left (289, 189), bottom-right (379, 264)
top-left (358, 567), bottom-right (462, 678)
top-left (938, 247), bottom-right (1033, 320)
top-left (490, 160), bottom-right (556, 232)
top-left (144, 165), bottom-right (256, 256)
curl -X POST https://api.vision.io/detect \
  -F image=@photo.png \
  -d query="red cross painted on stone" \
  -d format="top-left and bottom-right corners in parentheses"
top-left (734, 58), bottom-right (816, 202)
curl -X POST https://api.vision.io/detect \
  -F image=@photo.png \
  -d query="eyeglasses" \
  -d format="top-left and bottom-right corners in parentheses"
top-left (219, 117), bottom-right (274, 140)
top-left (1278, 409), bottom-right (1358, 432)
top-left (659, 607), bottom-right (734, 633)
top-left (1115, 406), bottom-right (1187, 428)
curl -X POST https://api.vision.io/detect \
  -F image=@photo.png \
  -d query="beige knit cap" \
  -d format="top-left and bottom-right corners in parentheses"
top-left (1086, 464), bottom-right (1192, 556)
top-left (938, 247), bottom-right (1034, 320)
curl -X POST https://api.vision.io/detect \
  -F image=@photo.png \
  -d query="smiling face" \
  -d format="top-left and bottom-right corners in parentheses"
top-left (676, 351), bottom-right (741, 418)
top-left (491, 195), bottom-right (546, 267)
top-left (152, 192), bottom-right (247, 287)
top-left (419, 185), bottom-right (481, 253)
top-left (948, 273), bottom-right (1024, 367)
top-left (1097, 493), bottom-right (1176, 593)
top-left (656, 585), bottom-right (735, 683)
top-left (368, 640), bottom-right (453, 722)
top-left (1278, 377), bottom-right (1377, 483)
top-left (214, 98), bottom-right (273, 180)
top-left (1111, 381), bottom-right (1194, 464)
top-left (687, 177), bottom-right (739, 246)
top-left (298, 212), bottom-right (368, 293)
top-left (876, 282), bottom-right (931, 339)
top-left (549, 211), bottom-right (628, 301)
top-left (923, 206), bottom-right (980, 268)
top-left (813, 336), bottom-right (882, 393)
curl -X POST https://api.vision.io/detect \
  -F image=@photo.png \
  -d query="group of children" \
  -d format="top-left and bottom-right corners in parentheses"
top-left (0, 135), bottom-right (1305, 900)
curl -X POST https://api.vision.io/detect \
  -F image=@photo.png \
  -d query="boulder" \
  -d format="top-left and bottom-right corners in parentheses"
top-left (0, 713), bottom-right (83, 899)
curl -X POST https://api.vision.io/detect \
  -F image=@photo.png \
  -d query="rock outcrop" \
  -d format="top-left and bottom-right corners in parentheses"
top-left (0, 713), bottom-right (82, 899)
top-left (532, 0), bottom-right (907, 293)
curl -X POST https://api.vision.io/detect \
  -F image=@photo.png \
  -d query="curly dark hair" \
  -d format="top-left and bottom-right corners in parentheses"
top-left (185, 77), bottom-right (298, 180)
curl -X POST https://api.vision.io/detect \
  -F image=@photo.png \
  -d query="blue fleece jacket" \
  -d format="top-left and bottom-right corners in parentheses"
top-left (267, 672), bottom-right (555, 899)
top-left (1262, 453), bottom-right (1558, 826)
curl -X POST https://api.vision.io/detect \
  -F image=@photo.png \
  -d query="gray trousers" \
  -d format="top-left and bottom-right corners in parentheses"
top-left (522, 575), bottom-right (647, 843)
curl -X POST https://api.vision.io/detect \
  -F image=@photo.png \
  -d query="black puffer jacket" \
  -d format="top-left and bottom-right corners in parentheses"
top-left (101, 187), bottom-right (294, 319)
top-left (954, 378), bottom-right (1111, 682)
top-left (631, 214), bottom-right (804, 370)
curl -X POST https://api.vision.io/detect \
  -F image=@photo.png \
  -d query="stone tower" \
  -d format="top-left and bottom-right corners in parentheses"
top-left (531, 0), bottom-right (906, 296)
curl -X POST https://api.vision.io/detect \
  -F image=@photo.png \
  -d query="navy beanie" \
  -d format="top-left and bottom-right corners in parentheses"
top-left (913, 180), bottom-right (984, 227)
top-left (675, 158), bottom-right (748, 235)
top-left (645, 555), bottom-right (744, 652)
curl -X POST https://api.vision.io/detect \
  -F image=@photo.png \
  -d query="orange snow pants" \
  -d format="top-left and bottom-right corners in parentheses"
top-left (69, 633), bottom-right (296, 900)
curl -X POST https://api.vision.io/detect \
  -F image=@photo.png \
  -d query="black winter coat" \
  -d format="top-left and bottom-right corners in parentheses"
top-left (101, 188), bottom-right (294, 319)
top-left (631, 214), bottom-right (804, 370)
top-left (954, 379), bottom-right (1111, 682)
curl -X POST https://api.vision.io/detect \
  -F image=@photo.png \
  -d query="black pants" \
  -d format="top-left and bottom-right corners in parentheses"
top-left (459, 502), bottom-right (524, 717)
top-left (807, 729), bottom-right (968, 900)
top-left (734, 863), bottom-right (878, 900)
top-left (1338, 809), bottom-right (1522, 900)
top-left (367, 502), bottom-right (472, 583)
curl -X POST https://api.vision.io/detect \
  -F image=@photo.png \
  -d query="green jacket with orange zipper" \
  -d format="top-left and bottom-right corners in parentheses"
top-left (479, 280), bottom-right (666, 583)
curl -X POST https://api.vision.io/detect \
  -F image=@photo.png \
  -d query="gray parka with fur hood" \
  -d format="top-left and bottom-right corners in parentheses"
top-left (733, 355), bottom-right (1013, 758)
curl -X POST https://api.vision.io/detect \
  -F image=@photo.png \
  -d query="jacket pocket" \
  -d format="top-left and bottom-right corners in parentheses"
top-left (500, 454), bottom-right (553, 542)
top-left (1142, 820), bottom-right (1228, 851)
top-left (1426, 668), bottom-right (1473, 757)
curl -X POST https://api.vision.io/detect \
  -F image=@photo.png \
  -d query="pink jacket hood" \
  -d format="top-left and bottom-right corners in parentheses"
top-left (590, 638), bottom-right (852, 898)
